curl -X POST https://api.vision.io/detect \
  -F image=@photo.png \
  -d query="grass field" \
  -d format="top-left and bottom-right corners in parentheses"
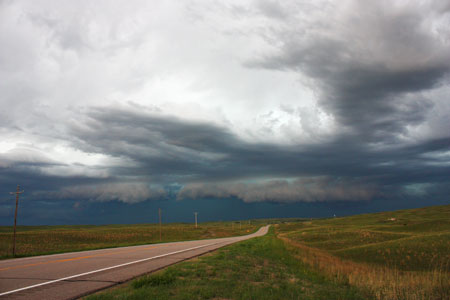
top-left (279, 204), bottom-right (450, 299)
top-left (85, 204), bottom-right (449, 300)
top-left (0, 222), bottom-right (257, 259)
top-left (283, 204), bottom-right (450, 272)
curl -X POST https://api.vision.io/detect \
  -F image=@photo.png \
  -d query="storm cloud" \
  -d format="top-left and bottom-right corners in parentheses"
top-left (0, 0), bottom-right (449, 224)
top-left (16, 105), bottom-right (445, 204)
top-left (34, 182), bottom-right (166, 204)
top-left (178, 177), bottom-right (377, 203)
top-left (247, 0), bottom-right (450, 142)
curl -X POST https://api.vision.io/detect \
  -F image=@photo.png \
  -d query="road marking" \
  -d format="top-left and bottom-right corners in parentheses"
top-left (0, 245), bottom-right (160, 272)
top-left (0, 244), bottom-right (157, 263)
top-left (0, 241), bottom-right (221, 297)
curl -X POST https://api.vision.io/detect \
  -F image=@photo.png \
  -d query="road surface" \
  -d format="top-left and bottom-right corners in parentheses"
top-left (0, 225), bottom-right (269, 299)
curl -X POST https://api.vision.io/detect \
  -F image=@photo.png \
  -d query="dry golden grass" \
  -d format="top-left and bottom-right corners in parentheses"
top-left (0, 222), bottom-right (258, 259)
top-left (279, 234), bottom-right (449, 300)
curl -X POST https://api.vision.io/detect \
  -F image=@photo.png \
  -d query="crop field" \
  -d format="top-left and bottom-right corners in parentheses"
top-left (0, 222), bottom-right (257, 259)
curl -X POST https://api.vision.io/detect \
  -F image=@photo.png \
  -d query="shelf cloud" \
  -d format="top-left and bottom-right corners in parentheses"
top-left (178, 177), bottom-right (377, 203)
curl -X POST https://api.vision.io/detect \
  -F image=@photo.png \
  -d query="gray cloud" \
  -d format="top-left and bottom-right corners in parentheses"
top-left (1, 102), bottom-right (449, 205)
top-left (33, 182), bottom-right (166, 204)
top-left (0, 148), bottom-right (59, 167)
top-left (247, 0), bottom-right (450, 142)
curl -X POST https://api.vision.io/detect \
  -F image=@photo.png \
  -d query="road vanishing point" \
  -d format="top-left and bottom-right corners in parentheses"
top-left (0, 225), bottom-right (269, 300)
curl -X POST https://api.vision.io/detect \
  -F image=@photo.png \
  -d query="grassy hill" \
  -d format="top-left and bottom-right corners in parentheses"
top-left (278, 204), bottom-right (450, 299)
top-left (283, 204), bottom-right (450, 271)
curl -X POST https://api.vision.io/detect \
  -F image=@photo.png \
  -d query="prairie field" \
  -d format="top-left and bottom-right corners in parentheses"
top-left (0, 222), bottom-right (257, 259)
top-left (279, 204), bottom-right (450, 299)
top-left (86, 205), bottom-right (449, 300)
top-left (2, 205), bottom-right (448, 299)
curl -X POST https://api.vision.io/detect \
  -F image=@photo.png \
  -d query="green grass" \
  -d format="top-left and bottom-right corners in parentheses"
top-left (288, 229), bottom-right (408, 251)
top-left (313, 204), bottom-right (450, 229)
top-left (0, 222), bottom-right (257, 259)
top-left (85, 228), bottom-right (370, 300)
top-left (281, 204), bottom-right (450, 272)
top-left (335, 232), bottom-right (450, 271)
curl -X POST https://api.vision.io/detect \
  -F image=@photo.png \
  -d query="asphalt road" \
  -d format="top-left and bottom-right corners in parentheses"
top-left (0, 225), bottom-right (269, 300)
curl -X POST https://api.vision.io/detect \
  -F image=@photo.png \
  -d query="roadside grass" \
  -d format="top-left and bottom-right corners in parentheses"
top-left (85, 227), bottom-right (370, 300)
top-left (0, 222), bottom-right (257, 259)
top-left (278, 204), bottom-right (450, 300)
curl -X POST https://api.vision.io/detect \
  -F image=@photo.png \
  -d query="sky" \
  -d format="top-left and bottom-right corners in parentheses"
top-left (1, 0), bottom-right (450, 225)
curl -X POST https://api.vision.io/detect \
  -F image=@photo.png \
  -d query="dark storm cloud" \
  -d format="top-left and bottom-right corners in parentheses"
top-left (247, 0), bottom-right (450, 142)
top-left (34, 182), bottom-right (166, 204)
top-left (0, 146), bottom-right (152, 204)
top-left (68, 106), bottom-right (242, 180)
top-left (55, 106), bottom-right (449, 202)
top-left (2, 104), bottom-right (449, 204)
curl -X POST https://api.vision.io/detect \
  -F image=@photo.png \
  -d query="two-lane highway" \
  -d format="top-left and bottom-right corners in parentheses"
top-left (0, 225), bottom-right (269, 300)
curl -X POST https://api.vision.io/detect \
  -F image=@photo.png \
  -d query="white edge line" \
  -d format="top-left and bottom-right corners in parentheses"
top-left (0, 241), bottom-right (221, 297)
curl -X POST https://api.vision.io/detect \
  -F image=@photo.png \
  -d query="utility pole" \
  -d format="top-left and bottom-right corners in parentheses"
top-left (158, 208), bottom-right (162, 241)
top-left (10, 185), bottom-right (24, 257)
top-left (240, 221), bottom-right (241, 230)
top-left (194, 212), bottom-right (198, 228)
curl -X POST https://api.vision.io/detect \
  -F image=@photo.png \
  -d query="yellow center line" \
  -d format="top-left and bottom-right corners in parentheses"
top-left (0, 245), bottom-right (162, 272)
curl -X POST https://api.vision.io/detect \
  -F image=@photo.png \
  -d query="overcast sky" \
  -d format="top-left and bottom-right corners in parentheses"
top-left (1, 0), bottom-right (449, 225)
